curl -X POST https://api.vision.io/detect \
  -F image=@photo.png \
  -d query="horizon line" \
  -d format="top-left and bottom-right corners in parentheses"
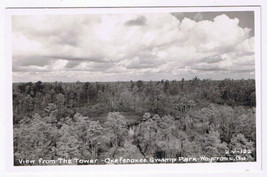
top-left (12, 78), bottom-right (256, 84)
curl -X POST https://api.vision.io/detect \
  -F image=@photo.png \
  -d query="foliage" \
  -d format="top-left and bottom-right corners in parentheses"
top-left (13, 79), bottom-right (256, 165)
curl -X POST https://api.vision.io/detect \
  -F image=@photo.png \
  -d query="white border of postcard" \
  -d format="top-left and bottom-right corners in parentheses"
top-left (1, 1), bottom-right (267, 177)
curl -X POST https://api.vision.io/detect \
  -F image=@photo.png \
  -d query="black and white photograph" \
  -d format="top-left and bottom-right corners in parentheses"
top-left (11, 9), bottom-right (258, 166)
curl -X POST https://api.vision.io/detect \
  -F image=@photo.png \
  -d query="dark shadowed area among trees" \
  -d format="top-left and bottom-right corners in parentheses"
top-left (13, 78), bottom-right (256, 165)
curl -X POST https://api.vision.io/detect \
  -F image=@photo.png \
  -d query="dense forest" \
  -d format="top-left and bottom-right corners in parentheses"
top-left (13, 78), bottom-right (256, 165)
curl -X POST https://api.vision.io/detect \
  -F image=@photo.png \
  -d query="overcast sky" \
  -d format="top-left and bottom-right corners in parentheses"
top-left (12, 11), bottom-right (255, 82)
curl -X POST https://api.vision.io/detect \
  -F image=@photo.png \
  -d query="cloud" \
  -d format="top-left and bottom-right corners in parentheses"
top-left (193, 12), bottom-right (204, 21)
top-left (13, 55), bottom-right (52, 67)
top-left (124, 56), bottom-right (162, 69)
top-left (65, 61), bottom-right (80, 68)
top-left (201, 55), bottom-right (224, 64)
top-left (12, 12), bottom-right (255, 82)
top-left (125, 16), bottom-right (146, 26)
